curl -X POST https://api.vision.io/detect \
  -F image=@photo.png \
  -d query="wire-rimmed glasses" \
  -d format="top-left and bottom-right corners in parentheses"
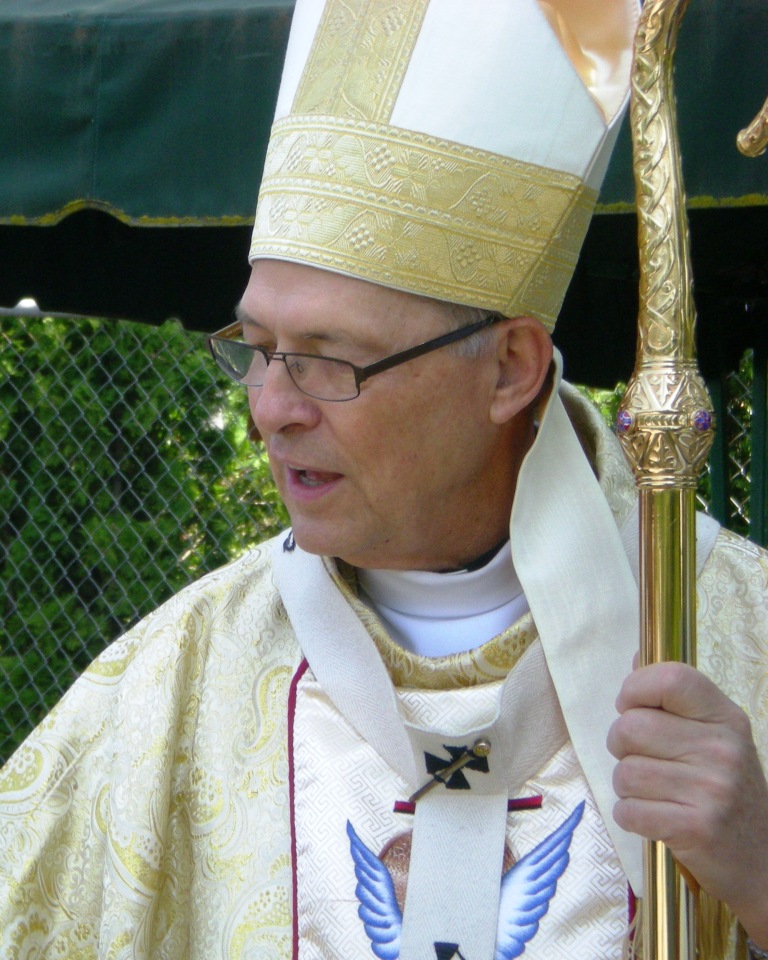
top-left (207, 312), bottom-right (505, 402)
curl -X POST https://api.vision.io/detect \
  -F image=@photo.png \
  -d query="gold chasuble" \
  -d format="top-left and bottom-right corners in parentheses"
top-left (1, 388), bottom-right (767, 958)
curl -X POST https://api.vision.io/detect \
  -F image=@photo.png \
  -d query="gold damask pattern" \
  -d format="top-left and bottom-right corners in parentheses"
top-left (250, 116), bottom-right (597, 330)
top-left (0, 547), bottom-right (301, 959)
top-left (559, 381), bottom-right (638, 530)
top-left (356, 589), bottom-right (538, 690)
top-left (292, 0), bottom-right (428, 121)
top-left (334, 550), bottom-right (538, 689)
top-left (697, 528), bottom-right (768, 762)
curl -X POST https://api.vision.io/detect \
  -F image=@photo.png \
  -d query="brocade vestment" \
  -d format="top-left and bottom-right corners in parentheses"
top-left (1, 389), bottom-right (766, 959)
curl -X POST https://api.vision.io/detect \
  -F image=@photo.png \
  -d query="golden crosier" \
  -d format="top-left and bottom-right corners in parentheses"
top-left (616, 1), bottom-right (717, 959)
top-left (618, 367), bottom-right (714, 489)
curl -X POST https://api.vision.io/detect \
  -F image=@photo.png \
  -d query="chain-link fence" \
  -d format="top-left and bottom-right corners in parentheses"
top-left (1, 314), bottom-right (287, 762)
top-left (715, 350), bottom-right (755, 538)
top-left (0, 314), bottom-right (760, 764)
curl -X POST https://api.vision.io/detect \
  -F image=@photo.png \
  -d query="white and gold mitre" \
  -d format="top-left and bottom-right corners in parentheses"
top-left (249, 0), bottom-right (638, 331)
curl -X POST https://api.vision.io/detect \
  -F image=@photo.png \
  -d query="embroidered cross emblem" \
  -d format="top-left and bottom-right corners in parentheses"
top-left (409, 738), bottom-right (491, 802)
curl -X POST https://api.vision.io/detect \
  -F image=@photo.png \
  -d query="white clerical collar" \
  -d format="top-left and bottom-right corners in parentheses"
top-left (357, 542), bottom-right (529, 657)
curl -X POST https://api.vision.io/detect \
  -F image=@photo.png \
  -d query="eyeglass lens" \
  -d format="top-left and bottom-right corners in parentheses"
top-left (212, 340), bottom-right (359, 401)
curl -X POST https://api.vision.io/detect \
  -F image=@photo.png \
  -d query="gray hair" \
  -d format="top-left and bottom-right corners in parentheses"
top-left (440, 302), bottom-right (507, 358)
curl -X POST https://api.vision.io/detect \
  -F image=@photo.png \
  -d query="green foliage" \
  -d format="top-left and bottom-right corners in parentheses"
top-left (576, 382), bottom-right (627, 429)
top-left (0, 315), bottom-right (287, 761)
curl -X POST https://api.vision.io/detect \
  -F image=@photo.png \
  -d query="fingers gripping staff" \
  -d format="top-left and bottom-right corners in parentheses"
top-left (609, 662), bottom-right (768, 949)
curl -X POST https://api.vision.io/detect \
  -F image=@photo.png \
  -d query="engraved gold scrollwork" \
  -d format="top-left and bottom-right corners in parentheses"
top-left (616, 0), bottom-right (714, 489)
top-left (737, 94), bottom-right (768, 158)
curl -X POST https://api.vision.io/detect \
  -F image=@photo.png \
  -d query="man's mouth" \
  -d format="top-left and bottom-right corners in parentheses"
top-left (292, 467), bottom-right (343, 487)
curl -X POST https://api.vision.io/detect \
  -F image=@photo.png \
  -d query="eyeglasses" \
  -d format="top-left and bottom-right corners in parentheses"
top-left (207, 312), bottom-right (505, 402)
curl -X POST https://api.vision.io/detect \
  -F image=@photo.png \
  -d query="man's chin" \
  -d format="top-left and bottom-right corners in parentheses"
top-left (288, 522), bottom-right (388, 569)
top-left (287, 521), bottom-right (346, 560)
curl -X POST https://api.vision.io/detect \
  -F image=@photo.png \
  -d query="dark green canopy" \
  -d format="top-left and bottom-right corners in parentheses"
top-left (1, 0), bottom-right (294, 226)
top-left (0, 0), bottom-right (766, 383)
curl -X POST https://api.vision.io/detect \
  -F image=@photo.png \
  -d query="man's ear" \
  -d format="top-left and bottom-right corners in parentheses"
top-left (489, 316), bottom-right (553, 425)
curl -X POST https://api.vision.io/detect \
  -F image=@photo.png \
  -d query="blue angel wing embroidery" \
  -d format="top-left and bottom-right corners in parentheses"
top-left (347, 820), bottom-right (403, 960)
top-left (494, 801), bottom-right (585, 960)
top-left (348, 802), bottom-right (583, 960)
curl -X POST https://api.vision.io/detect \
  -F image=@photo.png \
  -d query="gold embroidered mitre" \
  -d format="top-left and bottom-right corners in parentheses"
top-left (249, 0), bottom-right (637, 330)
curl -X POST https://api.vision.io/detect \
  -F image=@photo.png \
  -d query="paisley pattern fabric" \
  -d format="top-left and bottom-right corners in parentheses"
top-left (0, 388), bottom-right (766, 958)
top-left (0, 552), bottom-right (301, 958)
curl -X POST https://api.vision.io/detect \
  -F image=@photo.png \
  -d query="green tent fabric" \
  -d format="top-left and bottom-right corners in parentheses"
top-left (0, 0), bottom-right (292, 226)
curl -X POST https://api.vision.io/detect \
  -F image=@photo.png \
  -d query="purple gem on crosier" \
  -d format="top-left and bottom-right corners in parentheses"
top-left (616, 410), bottom-right (633, 433)
top-left (693, 409), bottom-right (713, 431)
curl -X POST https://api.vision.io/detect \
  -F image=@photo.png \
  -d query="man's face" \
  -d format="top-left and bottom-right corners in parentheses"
top-left (239, 260), bottom-right (531, 570)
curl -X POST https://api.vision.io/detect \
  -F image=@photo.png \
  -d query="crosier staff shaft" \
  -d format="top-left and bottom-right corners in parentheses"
top-left (616, 1), bottom-right (715, 958)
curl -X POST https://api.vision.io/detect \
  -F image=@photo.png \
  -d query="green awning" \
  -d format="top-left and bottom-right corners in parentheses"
top-left (599, 0), bottom-right (768, 212)
top-left (1, 0), bottom-right (765, 226)
top-left (1, 0), bottom-right (293, 226)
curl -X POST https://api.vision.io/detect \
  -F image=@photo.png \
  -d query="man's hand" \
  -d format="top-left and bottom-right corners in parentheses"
top-left (607, 662), bottom-right (768, 946)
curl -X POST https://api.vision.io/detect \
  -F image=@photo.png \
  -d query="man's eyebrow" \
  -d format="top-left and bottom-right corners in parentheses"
top-left (232, 305), bottom-right (331, 343)
top-left (231, 303), bottom-right (370, 351)
top-left (234, 302), bottom-right (261, 330)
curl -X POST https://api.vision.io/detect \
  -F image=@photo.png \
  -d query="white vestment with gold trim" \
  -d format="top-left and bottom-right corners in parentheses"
top-left (1, 388), bottom-right (766, 958)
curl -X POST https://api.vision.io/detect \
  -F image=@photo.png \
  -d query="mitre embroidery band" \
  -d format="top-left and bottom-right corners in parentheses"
top-left (249, 116), bottom-right (598, 331)
top-left (292, 0), bottom-right (428, 120)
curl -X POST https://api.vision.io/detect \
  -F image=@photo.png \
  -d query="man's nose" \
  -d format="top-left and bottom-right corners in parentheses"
top-left (249, 357), bottom-right (320, 434)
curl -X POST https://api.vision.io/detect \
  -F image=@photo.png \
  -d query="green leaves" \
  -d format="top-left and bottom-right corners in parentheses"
top-left (0, 314), bottom-right (287, 761)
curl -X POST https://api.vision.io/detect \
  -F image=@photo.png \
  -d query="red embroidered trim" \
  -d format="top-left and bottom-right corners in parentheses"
top-left (392, 795), bottom-right (544, 815)
top-left (507, 795), bottom-right (545, 811)
top-left (628, 883), bottom-right (638, 936)
top-left (288, 658), bottom-right (310, 960)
